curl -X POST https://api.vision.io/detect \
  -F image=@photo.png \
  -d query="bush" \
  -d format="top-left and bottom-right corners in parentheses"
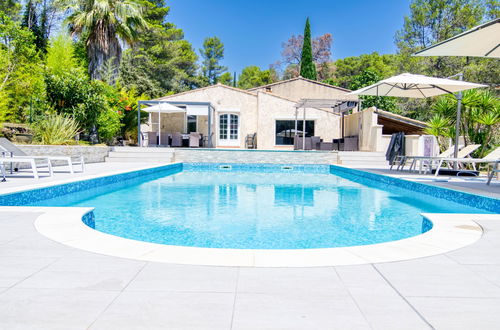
top-left (32, 114), bottom-right (80, 145)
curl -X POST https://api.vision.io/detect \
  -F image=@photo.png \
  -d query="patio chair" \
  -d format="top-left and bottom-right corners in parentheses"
top-left (0, 138), bottom-right (84, 174)
top-left (343, 136), bottom-right (359, 151)
top-left (311, 136), bottom-right (321, 150)
top-left (171, 132), bottom-right (182, 147)
top-left (245, 133), bottom-right (257, 149)
top-left (147, 132), bottom-right (158, 147)
top-left (435, 146), bottom-right (500, 177)
top-left (189, 132), bottom-right (201, 148)
top-left (160, 132), bottom-right (170, 146)
top-left (202, 132), bottom-right (213, 148)
top-left (319, 142), bottom-right (334, 150)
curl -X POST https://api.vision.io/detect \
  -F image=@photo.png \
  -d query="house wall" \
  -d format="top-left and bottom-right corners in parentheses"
top-left (256, 92), bottom-right (342, 150)
top-left (251, 79), bottom-right (351, 101)
top-left (344, 107), bottom-right (386, 152)
top-left (150, 85), bottom-right (258, 149)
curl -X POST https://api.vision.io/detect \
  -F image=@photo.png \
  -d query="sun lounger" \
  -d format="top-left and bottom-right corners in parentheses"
top-left (0, 163), bottom-right (6, 182)
top-left (0, 156), bottom-right (51, 179)
top-left (391, 145), bottom-right (460, 172)
top-left (412, 144), bottom-right (480, 174)
top-left (434, 146), bottom-right (500, 177)
top-left (0, 138), bottom-right (85, 174)
top-left (487, 160), bottom-right (499, 185)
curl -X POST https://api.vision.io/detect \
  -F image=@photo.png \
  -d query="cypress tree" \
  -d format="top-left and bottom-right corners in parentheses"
top-left (299, 17), bottom-right (317, 80)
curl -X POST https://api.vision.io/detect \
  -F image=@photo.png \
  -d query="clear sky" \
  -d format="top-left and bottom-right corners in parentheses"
top-left (166, 0), bottom-right (411, 74)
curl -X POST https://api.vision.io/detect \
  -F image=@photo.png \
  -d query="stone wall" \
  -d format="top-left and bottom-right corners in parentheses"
top-left (174, 149), bottom-right (339, 164)
top-left (16, 145), bottom-right (110, 163)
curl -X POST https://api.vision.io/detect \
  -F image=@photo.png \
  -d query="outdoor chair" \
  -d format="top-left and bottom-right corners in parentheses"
top-left (160, 132), bottom-right (170, 146)
top-left (343, 136), bottom-right (359, 151)
top-left (171, 132), bottom-right (183, 147)
top-left (245, 133), bottom-right (257, 149)
top-left (0, 138), bottom-right (84, 174)
top-left (407, 144), bottom-right (479, 174)
top-left (311, 136), bottom-right (321, 150)
top-left (434, 146), bottom-right (500, 177)
top-left (147, 132), bottom-right (158, 147)
top-left (202, 132), bottom-right (213, 148)
top-left (319, 142), bottom-right (334, 151)
top-left (189, 132), bottom-right (201, 147)
top-left (1, 153), bottom-right (51, 179)
top-left (391, 145), bottom-right (459, 172)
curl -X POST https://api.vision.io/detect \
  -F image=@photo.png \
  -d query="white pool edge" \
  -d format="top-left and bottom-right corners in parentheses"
top-left (2, 206), bottom-right (492, 267)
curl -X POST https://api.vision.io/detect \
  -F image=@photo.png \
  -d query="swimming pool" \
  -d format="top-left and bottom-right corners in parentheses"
top-left (27, 163), bottom-right (490, 250)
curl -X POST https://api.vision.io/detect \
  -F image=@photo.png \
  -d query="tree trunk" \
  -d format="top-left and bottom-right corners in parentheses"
top-left (87, 22), bottom-right (122, 81)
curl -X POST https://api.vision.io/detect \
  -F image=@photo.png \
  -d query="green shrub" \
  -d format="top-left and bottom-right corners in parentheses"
top-left (32, 115), bottom-right (80, 145)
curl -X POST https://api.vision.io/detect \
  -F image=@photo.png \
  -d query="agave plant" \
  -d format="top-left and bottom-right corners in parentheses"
top-left (32, 114), bottom-right (81, 145)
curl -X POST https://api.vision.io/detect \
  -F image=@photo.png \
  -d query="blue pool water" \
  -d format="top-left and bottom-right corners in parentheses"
top-left (31, 165), bottom-right (489, 249)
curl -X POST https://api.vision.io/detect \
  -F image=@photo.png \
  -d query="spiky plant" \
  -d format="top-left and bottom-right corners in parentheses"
top-left (33, 114), bottom-right (81, 145)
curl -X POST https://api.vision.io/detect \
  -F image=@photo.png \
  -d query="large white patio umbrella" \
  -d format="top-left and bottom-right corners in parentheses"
top-left (414, 18), bottom-right (500, 58)
top-left (349, 73), bottom-right (487, 159)
top-left (142, 103), bottom-right (185, 145)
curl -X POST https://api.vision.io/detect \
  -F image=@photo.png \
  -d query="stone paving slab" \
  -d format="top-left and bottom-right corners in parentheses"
top-left (1, 200), bottom-right (500, 328)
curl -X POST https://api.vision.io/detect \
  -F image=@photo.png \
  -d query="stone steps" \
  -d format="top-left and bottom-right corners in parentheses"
top-left (105, 147), bottom-right (174, 163)
top-left (337, 151), bottom-right (388, 166)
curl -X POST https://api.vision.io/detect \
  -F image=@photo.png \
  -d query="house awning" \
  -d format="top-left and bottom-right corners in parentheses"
top-left (375, 109), bottom-right (427, 135)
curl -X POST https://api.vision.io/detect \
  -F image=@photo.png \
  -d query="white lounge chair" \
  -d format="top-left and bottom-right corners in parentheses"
top-left (392, 145), bottom-right (460, 172)
top-left (487, 160), bottom-right (499, 185)
top-left (434, 146), bottom-right (500, 177)
top-left (0, 138), bottom-right (85, 174)
top-left (0, 156), bottom-right (52, 179)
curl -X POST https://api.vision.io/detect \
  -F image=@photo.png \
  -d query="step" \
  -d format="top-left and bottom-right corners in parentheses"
top-left (339, 157), bottom-right (386, 162)
top-left (338, 152), bottom-right (385, 157)
top-left (107, 152), bottom-right (173, 159)
top-left (340, 160), bottom-right (389, 166)
top-left (111, 146), bottom-right (176, 153)
top-left (105, 157), bottom-right (172, 163)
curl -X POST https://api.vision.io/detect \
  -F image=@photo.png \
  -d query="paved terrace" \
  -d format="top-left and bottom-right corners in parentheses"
top-left (0, 162), bottom-right (499, 329)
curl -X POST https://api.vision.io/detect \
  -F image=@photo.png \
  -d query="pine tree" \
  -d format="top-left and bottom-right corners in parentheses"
top-left (299, 17), bottom-right (317, 80)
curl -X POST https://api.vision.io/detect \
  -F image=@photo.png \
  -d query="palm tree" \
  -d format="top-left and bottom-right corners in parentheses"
top-left (64, 0), bottom-right (147, 80)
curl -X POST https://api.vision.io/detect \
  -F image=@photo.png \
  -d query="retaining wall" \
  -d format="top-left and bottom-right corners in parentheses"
top-left (16, 145), bottom-right (111, 163)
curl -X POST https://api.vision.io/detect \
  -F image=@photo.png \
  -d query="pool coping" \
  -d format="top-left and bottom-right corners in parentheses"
top-left (19, 206), bottom-right (489, 267)
top-left (1, 162), bottom-right (498, 267)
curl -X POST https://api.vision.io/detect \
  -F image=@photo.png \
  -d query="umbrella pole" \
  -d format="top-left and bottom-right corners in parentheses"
top-left (158, 111), bottom-right (161, 146)
top-left (294, 107), bottom-right (298, 149)
top-left (453, 73), bottom-right (464, 169)
top-left (302, 108), bottom-right (306, 150)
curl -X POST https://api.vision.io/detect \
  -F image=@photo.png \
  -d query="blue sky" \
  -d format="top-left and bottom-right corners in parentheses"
top-left (167, 0), bottom-right (411, 74)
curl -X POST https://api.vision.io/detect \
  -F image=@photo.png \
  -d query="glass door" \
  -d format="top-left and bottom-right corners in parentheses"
top-left (218, 113), bottom-right (239, 146)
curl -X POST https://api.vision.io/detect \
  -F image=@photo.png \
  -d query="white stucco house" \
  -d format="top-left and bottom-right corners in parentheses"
top-left (140, 77), bottom-right (426, 152)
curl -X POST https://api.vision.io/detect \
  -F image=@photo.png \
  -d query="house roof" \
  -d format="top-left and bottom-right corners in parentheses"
top-left (248, 76), bottom-right (352, 93)
top-left (154, 83), bottom-right (256, 101)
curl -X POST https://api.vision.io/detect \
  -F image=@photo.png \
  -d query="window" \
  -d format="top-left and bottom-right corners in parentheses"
top-left (275, 120), bottom-right (315, 145)
top-left (219, 114), bottom-right (228, 139)
top-left (187, 115), bottom-right (197, 133)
